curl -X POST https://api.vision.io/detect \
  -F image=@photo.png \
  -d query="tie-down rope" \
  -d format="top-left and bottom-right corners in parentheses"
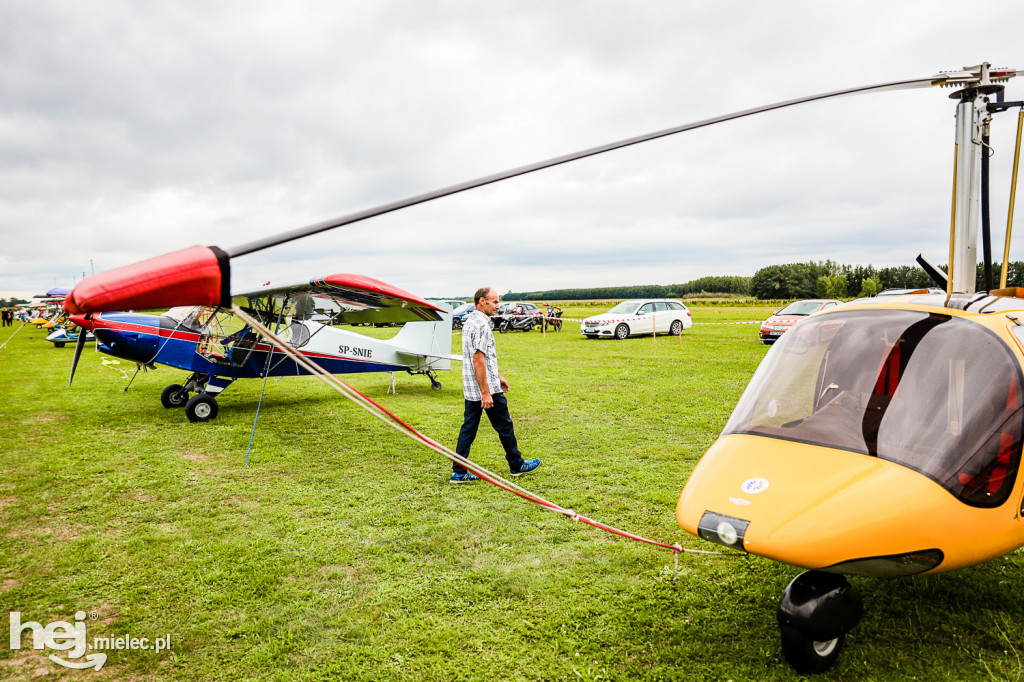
top-left (0, 320), bottom-right (27, 350)
top-left (232, 305), bottom-right (729, 563)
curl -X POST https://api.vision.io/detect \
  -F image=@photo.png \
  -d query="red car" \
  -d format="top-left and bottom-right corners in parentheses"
top-left (759, 299), bottom-right (841, 344)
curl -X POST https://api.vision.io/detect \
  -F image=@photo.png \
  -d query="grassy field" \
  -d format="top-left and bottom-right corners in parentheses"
top-left (1, 302), bottom-right (1022, 681)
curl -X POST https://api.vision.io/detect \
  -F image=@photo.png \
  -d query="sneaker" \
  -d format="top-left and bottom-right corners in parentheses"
top-left (510, 458), bottom-right (541, 476)
top-left (450, 472), bottom-right (480, 483)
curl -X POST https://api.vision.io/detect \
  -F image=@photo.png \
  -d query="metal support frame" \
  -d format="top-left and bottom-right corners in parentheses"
top-left (950, 90), bottom-right (987, 293)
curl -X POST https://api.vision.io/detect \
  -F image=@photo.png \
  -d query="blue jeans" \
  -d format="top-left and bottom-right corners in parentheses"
top-left (454, 393), bottom-right (525, 474)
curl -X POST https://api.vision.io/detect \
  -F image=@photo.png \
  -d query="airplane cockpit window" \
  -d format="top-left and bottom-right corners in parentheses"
top-left (177, 307), bottom-right (259, 367)
top-left (162, 306), bottom-right (205, 331)
top-left (277, 321), bottom-right (311, 348)
top-left (724, 309), bottom-right (1023, 508)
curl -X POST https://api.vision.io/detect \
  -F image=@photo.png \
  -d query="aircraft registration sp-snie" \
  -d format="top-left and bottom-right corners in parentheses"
top-left (70, 273), bottom-right (457, 423)
top-left (60, 63), bottom-right (1024, 673)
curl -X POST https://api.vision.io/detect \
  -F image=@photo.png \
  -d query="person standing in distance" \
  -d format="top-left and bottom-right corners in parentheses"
top-left (451, 287), bottom-right (541, 483)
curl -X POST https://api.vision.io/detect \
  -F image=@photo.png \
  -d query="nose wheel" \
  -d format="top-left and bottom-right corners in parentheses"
top-left (777, 570), bottom-right (863, 673)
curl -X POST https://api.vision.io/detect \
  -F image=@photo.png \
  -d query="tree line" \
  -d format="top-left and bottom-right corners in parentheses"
top-left (505, 276), bottom-right (751, 301)
top-left (505, 261), bottom-right (1024, 301)
top-left (749, 260), bottom-right (1024, 299)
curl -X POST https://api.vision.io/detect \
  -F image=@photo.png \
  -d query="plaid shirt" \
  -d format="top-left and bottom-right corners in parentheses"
top-left (461, 310), bottom-right (501, 401)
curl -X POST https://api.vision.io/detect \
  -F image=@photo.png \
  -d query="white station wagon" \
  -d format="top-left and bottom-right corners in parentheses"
top-left (581, 299), bottom-right (693, 339)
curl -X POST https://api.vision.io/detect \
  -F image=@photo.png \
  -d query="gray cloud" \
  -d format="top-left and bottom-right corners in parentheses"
top-left (2, 0), bottom-right (1023, 298)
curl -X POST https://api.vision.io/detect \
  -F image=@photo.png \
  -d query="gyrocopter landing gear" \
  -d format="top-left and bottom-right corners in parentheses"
top-left (776, 571), bottom-right (863, 674)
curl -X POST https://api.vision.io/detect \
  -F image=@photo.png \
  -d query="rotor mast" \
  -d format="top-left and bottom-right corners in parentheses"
top-left (947, 63), bottom-right (1009, 294)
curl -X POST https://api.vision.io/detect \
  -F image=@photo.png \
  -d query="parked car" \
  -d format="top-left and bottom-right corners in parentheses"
top-left (427, 298), bottom-right (467, 312)
top-left (759, 298), bottom-right (841, 344)
top-left (581, 299), bottom-right (692, 339)
top-left (450, 302), bottom-right (474, 329)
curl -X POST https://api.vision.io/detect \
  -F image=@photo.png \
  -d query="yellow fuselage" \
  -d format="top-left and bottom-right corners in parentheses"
top-left (678, 294), bottom-right (1024, 575)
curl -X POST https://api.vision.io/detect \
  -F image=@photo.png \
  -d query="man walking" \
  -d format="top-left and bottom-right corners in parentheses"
top-left (451, 287), bottom-right (541, 483)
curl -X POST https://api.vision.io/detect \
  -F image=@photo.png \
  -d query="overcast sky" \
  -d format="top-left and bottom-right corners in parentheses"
top-left (3, 1), bottom-right (1024, 300)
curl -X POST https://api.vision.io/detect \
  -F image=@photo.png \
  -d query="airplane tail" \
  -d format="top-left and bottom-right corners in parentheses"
top-left (388, 313), bottom-right (460, 371)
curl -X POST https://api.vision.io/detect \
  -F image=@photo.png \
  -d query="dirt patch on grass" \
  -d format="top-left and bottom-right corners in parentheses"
top-left (179, 450), bottom-right (210, 461)
top-left (90, 600), bottom-right (119, 626)
top-left (0, 648), bottom-right (54, 680)
top-left (0, 649), bottom-right (137, 682)
top-left (29, 412), bottom-right (68, 424)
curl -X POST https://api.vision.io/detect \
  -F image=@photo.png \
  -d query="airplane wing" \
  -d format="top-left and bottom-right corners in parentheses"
top-left (232, 273), bottom-right (444, 326)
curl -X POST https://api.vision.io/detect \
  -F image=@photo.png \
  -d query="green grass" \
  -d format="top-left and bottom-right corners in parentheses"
top-left (1, 305), bottom-right (1023, 681)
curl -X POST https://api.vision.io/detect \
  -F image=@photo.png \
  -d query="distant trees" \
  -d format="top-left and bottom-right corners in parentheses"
top-left (750, 262), bottom-right (833, 299)
top-left (505, 285), bottom-right (673, 301)
top-left (816, 275), bottom-right (847, 299)
top-left (751, 260), bottom-right (938, 299)
top-left (506, 277), bottom-right (751, 301)
top-left (501, 260), bottom-right (1024, 302)
top-left (748, 260), bottom-right (1024, 299)
top-left (675, 276), bottom-right (751, 296)
top-left (859, 277), bottom-right (882, 297)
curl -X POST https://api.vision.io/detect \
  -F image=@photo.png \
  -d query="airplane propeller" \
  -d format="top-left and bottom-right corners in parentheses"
top-left (68, 313), bottom-right (92, 386)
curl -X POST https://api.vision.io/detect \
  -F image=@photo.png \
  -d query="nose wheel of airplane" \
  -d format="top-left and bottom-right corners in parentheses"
top-left (160, 384), bottom-right (190, 408)
top-left (776, 570), bottom-right (863, 673)
top-left (185, 394), bottom-right (219, 422)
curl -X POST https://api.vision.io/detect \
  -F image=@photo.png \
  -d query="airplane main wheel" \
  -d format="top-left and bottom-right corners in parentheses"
top-left (185, 394), bottom-right (219, 422)
top-left (780, 626), bottom-right (844, 674)
top-left (161, 384), bottom-right (189, 408)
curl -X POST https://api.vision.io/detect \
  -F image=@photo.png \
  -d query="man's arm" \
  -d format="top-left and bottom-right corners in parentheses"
top-left (473, 350), bottom-right (493, 409)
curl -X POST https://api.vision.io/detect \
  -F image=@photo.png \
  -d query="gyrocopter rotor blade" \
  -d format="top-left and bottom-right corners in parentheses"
top-left (61, 66), bottom-right (1018, 317)
top-left (226, 74), bottom-right (953, 259)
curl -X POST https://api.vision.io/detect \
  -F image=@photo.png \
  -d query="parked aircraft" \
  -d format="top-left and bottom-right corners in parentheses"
top-left (71, 273), bottom-right (456, 422)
